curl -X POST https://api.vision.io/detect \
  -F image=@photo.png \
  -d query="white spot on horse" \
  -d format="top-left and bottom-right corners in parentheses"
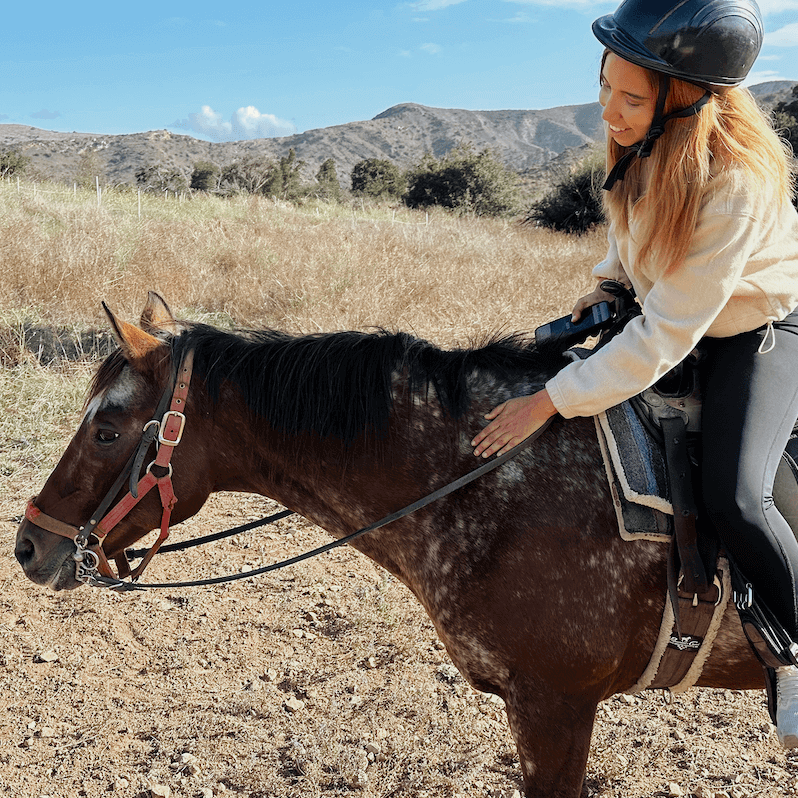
top-left (82, 368), bottom-right (139, 424)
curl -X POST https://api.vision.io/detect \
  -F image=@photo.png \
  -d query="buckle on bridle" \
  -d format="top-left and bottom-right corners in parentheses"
top-left (158, 410), bottom-right (186, 447)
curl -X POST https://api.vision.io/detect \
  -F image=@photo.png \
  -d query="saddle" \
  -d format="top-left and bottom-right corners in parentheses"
top-left (573, 282), bottom-right (798, 700)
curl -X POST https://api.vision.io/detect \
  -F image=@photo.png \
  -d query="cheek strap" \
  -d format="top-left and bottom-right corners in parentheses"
top-left (603, 75), bottom-right (711, 191)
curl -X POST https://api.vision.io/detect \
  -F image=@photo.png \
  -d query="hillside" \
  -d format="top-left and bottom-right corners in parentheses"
top-left (1, 81), bottom-right (795, 189)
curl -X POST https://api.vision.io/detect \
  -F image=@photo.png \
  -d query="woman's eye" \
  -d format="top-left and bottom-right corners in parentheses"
top-left (96, 429), bottom-right (120, 444)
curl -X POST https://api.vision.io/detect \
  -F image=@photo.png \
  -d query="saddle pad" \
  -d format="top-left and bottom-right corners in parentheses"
top-left (594, 404), bottom-right (673, 542)
top-left (566, 349), bottom-right (673, 542)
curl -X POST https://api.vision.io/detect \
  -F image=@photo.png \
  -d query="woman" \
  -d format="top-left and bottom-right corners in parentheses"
top-left (471, 0), bottom-right (798, 746)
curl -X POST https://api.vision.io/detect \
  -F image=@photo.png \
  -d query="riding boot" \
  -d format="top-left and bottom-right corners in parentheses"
top-left (777, 665), bottom-right (798, 748)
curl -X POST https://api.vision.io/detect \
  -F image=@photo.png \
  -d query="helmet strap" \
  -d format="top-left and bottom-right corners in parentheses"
top-left (603, 74), bottom-right (711, 191)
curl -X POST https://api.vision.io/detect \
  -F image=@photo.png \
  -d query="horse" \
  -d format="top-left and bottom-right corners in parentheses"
top-left (14, 292), bottom-right (765, 798)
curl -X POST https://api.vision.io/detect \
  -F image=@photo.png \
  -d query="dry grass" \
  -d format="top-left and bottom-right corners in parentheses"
top-left (0, 179), bottom-right (606, 341)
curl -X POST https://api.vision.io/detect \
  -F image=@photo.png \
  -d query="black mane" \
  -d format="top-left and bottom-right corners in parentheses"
top-left (165, 324), bottom-right (567, 443)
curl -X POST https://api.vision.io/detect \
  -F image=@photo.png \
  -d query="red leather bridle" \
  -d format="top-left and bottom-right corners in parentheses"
top-left (24, 350), bottom-right (195, 585)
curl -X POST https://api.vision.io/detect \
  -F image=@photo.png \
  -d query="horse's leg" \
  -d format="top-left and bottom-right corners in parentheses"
top-left (504, 675), bottom-right (600, 798)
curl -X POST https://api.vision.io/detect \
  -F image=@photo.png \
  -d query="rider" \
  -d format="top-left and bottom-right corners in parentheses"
top-left (471, 0), bottom-right (798, 746)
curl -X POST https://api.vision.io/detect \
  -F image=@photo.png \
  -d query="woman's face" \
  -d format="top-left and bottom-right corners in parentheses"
top-left (599, 52), bottom-right (657, 147)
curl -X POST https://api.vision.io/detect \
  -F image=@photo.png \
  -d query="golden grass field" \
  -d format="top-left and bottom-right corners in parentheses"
top-left (1, 179), bottom-right (796, 798)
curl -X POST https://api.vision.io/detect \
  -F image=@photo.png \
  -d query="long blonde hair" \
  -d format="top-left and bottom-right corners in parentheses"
top-left (601, 51), bottom-right (795, 276)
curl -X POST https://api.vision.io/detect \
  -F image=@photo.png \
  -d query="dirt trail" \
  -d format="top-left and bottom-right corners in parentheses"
top-left (2, 492), bottom-right (797, 798)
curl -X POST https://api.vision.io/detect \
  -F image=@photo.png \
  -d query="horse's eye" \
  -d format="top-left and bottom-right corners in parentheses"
top-left (96, 429), bottom-right (120, 444)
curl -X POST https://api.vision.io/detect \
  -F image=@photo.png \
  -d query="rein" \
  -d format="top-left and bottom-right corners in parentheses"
top-left (25, 345), bottom-right (553, 592)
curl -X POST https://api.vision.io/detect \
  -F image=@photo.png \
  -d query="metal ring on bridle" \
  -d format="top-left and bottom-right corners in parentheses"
top-left (146, 461), bottom-right (173, 479)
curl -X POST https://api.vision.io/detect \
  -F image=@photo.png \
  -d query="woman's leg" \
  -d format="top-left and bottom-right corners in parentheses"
top-left (701, 316), bottom-right (798, 640)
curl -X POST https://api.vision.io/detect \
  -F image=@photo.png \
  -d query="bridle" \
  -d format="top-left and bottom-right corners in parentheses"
top-left (25, 348), bottom-right (195, 586)
top-left (23, 345), bottom-right (553, 592)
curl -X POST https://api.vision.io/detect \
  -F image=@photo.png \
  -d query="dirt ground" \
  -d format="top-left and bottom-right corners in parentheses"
top-left (2, 491), bottom-right (798, 798)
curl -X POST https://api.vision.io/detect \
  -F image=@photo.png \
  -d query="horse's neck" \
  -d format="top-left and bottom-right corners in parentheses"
top-left (211, 387), bottom-right (470, 583)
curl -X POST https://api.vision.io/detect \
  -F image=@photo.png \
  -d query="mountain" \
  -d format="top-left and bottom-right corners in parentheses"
top-left (1, 81), bottom-right (794, 189)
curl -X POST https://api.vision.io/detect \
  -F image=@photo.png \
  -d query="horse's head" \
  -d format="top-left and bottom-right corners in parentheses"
top-left (15, 293), bottom-right (214, 590)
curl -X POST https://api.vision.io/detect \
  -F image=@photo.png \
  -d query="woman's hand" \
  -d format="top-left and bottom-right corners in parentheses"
top-left (571, 284), bottom-right (618, 323)
top-left (471, 390), bottom-right (557, 458)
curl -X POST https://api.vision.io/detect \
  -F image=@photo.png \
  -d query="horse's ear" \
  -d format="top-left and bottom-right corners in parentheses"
top-left (140, 291), bottom-right (178, 335)
top-left (103, 302), bottom-right (163, 363)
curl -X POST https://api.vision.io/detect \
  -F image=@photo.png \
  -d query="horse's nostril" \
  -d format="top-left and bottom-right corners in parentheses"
top-left (14, 536), bottom-right (34, 567)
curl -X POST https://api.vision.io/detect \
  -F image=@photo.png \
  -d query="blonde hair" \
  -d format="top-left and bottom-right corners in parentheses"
top-left (601, 52), bottom-right (796, 276)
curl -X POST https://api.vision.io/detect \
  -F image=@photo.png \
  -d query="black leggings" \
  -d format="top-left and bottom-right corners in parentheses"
top-left (701, 308), bottom-right (798, 640)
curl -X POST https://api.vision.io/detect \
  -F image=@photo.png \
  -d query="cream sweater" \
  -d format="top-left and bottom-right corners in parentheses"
top-left (545, 168), bottom-right (798, 418)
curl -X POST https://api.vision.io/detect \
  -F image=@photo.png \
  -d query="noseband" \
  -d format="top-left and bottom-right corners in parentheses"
top-left (25, 349), bottom-right (195, 586)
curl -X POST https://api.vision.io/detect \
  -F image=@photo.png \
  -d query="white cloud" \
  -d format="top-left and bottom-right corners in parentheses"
top-left (766, 22), bottom-right (798, 46)
top-left (175, 105), bottom-right (297, 142)
top-left (408, 0), bottom-right (467, 9)
top-left (757, 0), bottom-right (798, 14)
top-left (744, 69), bottom-right (788, 85)
top-left (420, 42), bottom-right (442, 54)
top-left (30, 109), bottom-right (61, 120)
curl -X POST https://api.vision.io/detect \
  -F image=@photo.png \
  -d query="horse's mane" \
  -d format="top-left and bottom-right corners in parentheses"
top-left (94, 324), bottom-right (568, 444)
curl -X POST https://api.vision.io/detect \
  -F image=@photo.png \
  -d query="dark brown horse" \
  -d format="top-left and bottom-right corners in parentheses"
top-left (15, 293), bottom-right (764, 798)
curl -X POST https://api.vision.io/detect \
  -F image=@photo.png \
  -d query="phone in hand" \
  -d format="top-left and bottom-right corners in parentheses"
top-left (534, 301), bottom-right (613, 348)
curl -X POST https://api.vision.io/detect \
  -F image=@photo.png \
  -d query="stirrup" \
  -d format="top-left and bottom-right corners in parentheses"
top-left (731, 570), bottom-right (798, 670)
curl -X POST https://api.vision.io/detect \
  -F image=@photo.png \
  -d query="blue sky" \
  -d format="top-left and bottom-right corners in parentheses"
top-left (2, 0), bottom-right (797, 141)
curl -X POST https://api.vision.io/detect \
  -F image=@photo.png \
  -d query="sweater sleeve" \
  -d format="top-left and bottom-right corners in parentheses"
top-left (590, 225), bottom-right (631, 286)
top-left (546, 193), bottom-right (762, 418)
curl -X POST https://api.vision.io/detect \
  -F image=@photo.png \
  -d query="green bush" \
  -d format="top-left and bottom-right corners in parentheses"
top-left (0, 149), bottom-right (30, 179)
top-left (526, 154), bottom-right (605, 234)
top-left (351, 158), bottom-right (407, 201)
top-left (405, 144), bottom-right (520, 217)
top-left (315, 158), bottom-right (341, 201)
top-left (190, 161), bottom-right (221, 192)
top-left (135, 163), bottom-right (188, 194)
top-left (268, 148), bottom-right (306, 200)
top-left (219, 156), bottom-right (276, 195)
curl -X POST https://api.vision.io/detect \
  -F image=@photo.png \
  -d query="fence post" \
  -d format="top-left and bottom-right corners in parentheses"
top-left (96, 176), bottom-right (101, 208)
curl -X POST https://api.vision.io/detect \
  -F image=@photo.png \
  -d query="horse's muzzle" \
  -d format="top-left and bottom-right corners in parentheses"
top-left (14, 519), bottom-right (83, 590)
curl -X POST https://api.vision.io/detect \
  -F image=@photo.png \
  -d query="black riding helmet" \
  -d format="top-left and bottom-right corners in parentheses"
top-left (594, 0), bottom-right (764, 189)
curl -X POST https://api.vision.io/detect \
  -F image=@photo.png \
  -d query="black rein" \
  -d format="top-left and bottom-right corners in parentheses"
top-left (96, 417), bottom-right (554, 592)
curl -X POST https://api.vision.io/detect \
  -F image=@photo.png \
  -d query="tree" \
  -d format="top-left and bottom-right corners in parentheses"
top-left (405, 143), bottom-right (520, 216)
top-left (315, 157), bottom-right (341, 201)
top-left (219, 156), bottom-right (277, 195)
top-left (266, 148), bottom-right (306, 200)
top-left (75, 149), bottom-right (105, 189)
top-left (135, 163), bottom-right (188, 194)
top-left (525, 152), bottom-right (606, 234)
top-left (190, 160), bottom-right (221, 192)
top-left (0, 149), bottom-right (29, 179)
top-left (351, 158), bottom-right (407, 201)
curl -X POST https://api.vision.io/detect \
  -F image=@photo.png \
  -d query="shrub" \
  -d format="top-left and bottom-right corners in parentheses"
top-left (315, 158), bottom-right (341, 201)
top-left (219, 156), bottom-right (277, 195)
top-left (351, 158), bottom-right (407, 201)
top-left (268, 148), bottom-right (306, 200)
top-left (191, 161), bottom-right (221, 192)
top-left (525, 152), bottom-right (605, 234)
top-left (0, 149), bottom-right (30, 179)
top-left (405, 144), bottom-right (520, 217)
top-left (135, 163), bottom-right (188, 194)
